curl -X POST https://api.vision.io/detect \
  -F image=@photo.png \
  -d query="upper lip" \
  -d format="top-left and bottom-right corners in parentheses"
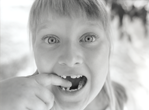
top-left (56, 74), bottom-right (84, 77)
top-left (60, 74), bottom-right (83, 79)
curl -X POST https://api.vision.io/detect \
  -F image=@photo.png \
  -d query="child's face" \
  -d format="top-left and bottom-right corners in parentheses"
top-left (33, 17), bottom-right (110, 110)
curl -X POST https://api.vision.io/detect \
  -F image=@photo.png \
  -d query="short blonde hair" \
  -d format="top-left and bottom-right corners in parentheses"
top-left (29, 0), bottom-right (115, 109)
top-left (29, 0), bottom-right (110, 43)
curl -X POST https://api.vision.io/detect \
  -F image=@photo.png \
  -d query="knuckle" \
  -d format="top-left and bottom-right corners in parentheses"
top-left (48, 74), bottom-right (53, 80)
top-left (42, 89), bottom-right (54, 109)
top-left (44, 88), bottom-right (54, 101)
top-left (48, 100), bottom-right (54, 109)
top-left (36, 102), bottom-right (47, 110)
top-left (27, 96), bottom-right (48, 110)
top-left (48, 91), bottom-right (54, 102)
top-left (27, 78), bottom-right (38, 86)
top-left (47, 93), bottom-right (54, 109)
top-left (18, 77), bottom-right (35, 88)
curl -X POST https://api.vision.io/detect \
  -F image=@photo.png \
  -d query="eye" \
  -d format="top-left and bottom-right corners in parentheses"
top-left (44, 35), bottom-right (60, 44)
top-left (80, 33), bottom-right (97, 43)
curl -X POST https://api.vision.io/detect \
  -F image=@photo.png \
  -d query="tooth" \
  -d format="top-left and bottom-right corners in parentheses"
top-left (78, 84), bottom-right (82, 89)
top-left (74, 89), bottom-right (78, 91)
top-left (72, 89), bottom-right (75, 91)
top-left (68, 89), bottom-right (78, 92)
top-left (70, 89), bottom-right (74, 92)
top-left (78, 81), bottom-right (83, 89)
top-left (62, 76), bottom-right (66, 78)
top-left (71, 75), bottom-right (77, 79)
top-left (77, 75), bottom-right (81, 78)
top-left (66, 87), bottom-right (70, 91)
top-left (62, 87), bottom-right (66, 91)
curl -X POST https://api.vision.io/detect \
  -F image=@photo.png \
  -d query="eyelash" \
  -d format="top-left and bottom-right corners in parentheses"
top-left (43, 33), bottom-right (98, 44)
top-left (80, 34), bottom-right (98, 43)
top-left (44, 35), bottom-right (60, 44)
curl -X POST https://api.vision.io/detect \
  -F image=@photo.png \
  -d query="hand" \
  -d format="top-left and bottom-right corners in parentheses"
top-left (0, 73), bottom-right (71, 110)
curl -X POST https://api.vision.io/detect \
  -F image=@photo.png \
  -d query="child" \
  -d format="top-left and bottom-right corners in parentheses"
top-left (0, 0), bottom-right (127, 110)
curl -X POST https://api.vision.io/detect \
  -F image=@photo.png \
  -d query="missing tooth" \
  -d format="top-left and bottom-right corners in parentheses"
top-left (66, 76), bottom-right (87, 90)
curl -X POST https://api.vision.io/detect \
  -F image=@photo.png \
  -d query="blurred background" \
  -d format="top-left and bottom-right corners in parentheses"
top-left (0, 0), bottom-right (149, 110)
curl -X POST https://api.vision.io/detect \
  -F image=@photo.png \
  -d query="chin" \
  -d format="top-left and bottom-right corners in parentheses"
top-left (59, 103), bottom-right (84, 110)
top-left (53, 91), bottom-right (89, 110)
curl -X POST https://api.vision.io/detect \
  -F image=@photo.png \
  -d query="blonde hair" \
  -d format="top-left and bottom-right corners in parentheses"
top-left (99, 75), bottom-right (128, 110)
top-left (28, 0), bottom-right (119, 109)
top-left (29, 0), bottom-right (110, 44)
top-left (104, 74), bottom-right (116, 110)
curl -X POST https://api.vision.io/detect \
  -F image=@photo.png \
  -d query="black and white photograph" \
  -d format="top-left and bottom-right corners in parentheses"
top-left (0, 0), bottom-right (149, 110)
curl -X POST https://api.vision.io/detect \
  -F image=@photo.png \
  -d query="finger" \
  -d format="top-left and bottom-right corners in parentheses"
top-left (30, 73), bottom-right (72, 88)
top-left (35, 85), bottom-right (54, 109)
top-left (26, 95), bottom-right (48, 110)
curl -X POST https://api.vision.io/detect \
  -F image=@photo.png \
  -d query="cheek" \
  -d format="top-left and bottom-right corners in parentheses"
top-left (84, 44), bottom-right (109, 88)
top-left (33, 45), bottom-right (60, 73)
top-left (88, 55), bottom-right (109, 87)
top-left (85, 43), bottom-right (109, 70)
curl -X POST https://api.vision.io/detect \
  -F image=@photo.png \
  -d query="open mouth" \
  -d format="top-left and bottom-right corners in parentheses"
top-left (59, 75), bottom-right (87, 92)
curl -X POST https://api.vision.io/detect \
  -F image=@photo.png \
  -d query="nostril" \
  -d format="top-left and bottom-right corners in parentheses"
top-left (59, 62), bottom-right (67, 66)
top-left (75, 62), bottom-right (80, 65)
top-left (58, 61), bottom-right (82, 67)
top-left (58, 56), bottom-right (83, 67)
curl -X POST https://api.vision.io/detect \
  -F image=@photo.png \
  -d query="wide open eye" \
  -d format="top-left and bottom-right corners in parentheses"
top-left (80, 33), bottom-right (97, 43)
top-left (44, 35), bottom-right (60, 44)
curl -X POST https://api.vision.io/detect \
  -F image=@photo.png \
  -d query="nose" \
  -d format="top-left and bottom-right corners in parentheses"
top-left (58, 44), bottom-right (83, 67)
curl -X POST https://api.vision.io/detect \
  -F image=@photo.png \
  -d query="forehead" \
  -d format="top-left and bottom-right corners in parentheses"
top-left (36, 16), bottom-right (104, 33)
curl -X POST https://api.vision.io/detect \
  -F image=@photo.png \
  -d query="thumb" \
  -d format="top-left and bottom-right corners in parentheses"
top-left (30, 73), bottom-right (72, 88)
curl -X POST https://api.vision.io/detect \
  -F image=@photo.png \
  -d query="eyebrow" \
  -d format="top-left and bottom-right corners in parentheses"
top-left (84, 22), bottom-right (104, 30)
top-left (36, 24), bottom-right (48, 34)
top-left (36, 20), bottom-right (104, 33)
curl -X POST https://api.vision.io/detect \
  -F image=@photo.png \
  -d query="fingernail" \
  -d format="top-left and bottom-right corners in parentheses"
top-left (65, 81), bottom-right (72, 87)
top-left (68, 81), bottom-right (72, 87)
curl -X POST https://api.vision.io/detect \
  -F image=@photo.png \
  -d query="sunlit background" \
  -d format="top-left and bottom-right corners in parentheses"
top-left (0, 0), bottom-right (149, 110)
